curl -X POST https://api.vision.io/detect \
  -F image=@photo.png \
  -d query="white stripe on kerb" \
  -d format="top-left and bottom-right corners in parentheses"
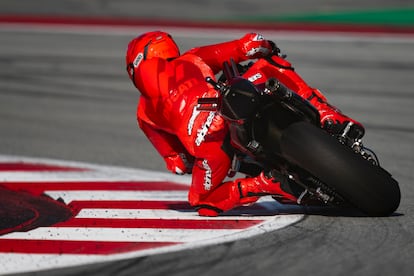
top-left (1, 227), bottom-right (240, 243)
top-left (76, 208), bottom-right (281, 220)
top-left (46, 190), bottom-right (188, 202)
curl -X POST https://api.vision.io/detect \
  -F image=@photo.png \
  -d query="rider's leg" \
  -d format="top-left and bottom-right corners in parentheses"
top-left (305, 89), bottom-right (365, 139)
top-left (190, 166), bottom-right (300, 216)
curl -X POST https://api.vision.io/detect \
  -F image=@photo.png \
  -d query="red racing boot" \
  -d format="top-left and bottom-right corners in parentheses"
top-left (195, 171), bottom-right (302, 216)
top-left (239, 171), bottom-right (301, 204)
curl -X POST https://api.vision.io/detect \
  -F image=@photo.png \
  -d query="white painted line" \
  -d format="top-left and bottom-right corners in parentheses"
top-left (0, 227), bottom-right (239, 242)
top-left (46, 190), bottom-right (188, 202)
top-left (75, 207), bottom-right (278, 220)
top-left (0, 254), bottom-right (112, 275)
top-left (0, 23), bottom-right (413, 44)
top-left (0, 170), bottom-right (191, 183)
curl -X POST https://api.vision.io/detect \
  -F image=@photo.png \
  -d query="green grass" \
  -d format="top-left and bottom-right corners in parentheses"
top-left (233, 8), bottom-right (414, 26)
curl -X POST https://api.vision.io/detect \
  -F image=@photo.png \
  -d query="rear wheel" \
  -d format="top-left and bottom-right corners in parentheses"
top-left (280, 122), bottom-right (400, 216)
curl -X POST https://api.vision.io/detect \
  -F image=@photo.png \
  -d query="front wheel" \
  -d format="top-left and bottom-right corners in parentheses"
top-left (280, 122), bottom-right (400, 216)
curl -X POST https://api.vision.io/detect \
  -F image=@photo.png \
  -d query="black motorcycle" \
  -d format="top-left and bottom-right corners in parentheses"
top-left (198, 57), bottom-right (400, 216)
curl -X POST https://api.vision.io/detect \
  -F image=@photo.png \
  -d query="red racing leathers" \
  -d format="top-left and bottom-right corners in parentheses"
top-left (133, 33), bottom-right (363, 216)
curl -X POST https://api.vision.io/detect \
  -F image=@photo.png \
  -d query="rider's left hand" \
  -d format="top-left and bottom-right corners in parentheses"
top-left (164, 153), bottom-right (194, 175)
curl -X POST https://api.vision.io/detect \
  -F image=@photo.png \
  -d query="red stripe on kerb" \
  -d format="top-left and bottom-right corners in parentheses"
top-left (56, 218), bottom-right (264, 229)
top-left (0, 239), bottom-right (178, 255)
top-left (0, 162), bottom-right (86, 172)
top-left (69, 200), bottom-right (192, 210)
top-left (1, 181), bottom-right (189, 194)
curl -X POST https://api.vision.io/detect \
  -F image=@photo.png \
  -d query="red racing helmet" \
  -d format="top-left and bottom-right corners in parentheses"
top-left (126, 31), bottom-right (180, 82)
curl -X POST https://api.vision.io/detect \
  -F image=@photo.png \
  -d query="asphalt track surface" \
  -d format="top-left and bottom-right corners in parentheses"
top-left (1, 18), bottom-right (414, 276)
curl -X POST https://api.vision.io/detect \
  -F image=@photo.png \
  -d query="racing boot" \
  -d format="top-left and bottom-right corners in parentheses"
top-left (308, 89), bottom-right (365, 140)
top-left (239, 171), bottom-right (301, 204)
top-left (196, 171), bottom-right (301, 216)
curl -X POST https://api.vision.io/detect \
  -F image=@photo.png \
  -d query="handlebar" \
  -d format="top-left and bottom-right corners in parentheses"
top-left (206, 77), bottom-right (227, 94)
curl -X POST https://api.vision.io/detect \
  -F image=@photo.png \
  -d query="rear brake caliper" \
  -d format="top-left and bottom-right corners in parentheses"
top-left (288, 174), bottom-right (341, 205)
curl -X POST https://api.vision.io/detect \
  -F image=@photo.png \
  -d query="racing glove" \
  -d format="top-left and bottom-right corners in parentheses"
top-left (239, 33), bottom-right (274, 59)
top-left (164, 153), bottom-right (194, 175)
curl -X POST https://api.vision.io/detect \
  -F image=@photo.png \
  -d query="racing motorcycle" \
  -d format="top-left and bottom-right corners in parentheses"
top-left (197, 52), bottom-right (400, 217)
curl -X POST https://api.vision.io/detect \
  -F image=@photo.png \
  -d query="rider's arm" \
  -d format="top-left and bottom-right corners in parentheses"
top-left (183, 33), bottom-right (273, 73)
top-left (138, 118), bottom-right (193, 174)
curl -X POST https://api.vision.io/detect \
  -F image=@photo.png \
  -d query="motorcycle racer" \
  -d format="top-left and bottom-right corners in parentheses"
top-left (125, 31), bottom-right (364, 216)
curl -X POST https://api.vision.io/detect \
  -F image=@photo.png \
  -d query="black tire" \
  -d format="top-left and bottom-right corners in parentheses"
top-left (280, 122), bottom-right (401, 216)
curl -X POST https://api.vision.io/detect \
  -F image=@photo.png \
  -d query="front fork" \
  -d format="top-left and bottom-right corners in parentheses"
top-left (338, 122), bottom-right (380, 166)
